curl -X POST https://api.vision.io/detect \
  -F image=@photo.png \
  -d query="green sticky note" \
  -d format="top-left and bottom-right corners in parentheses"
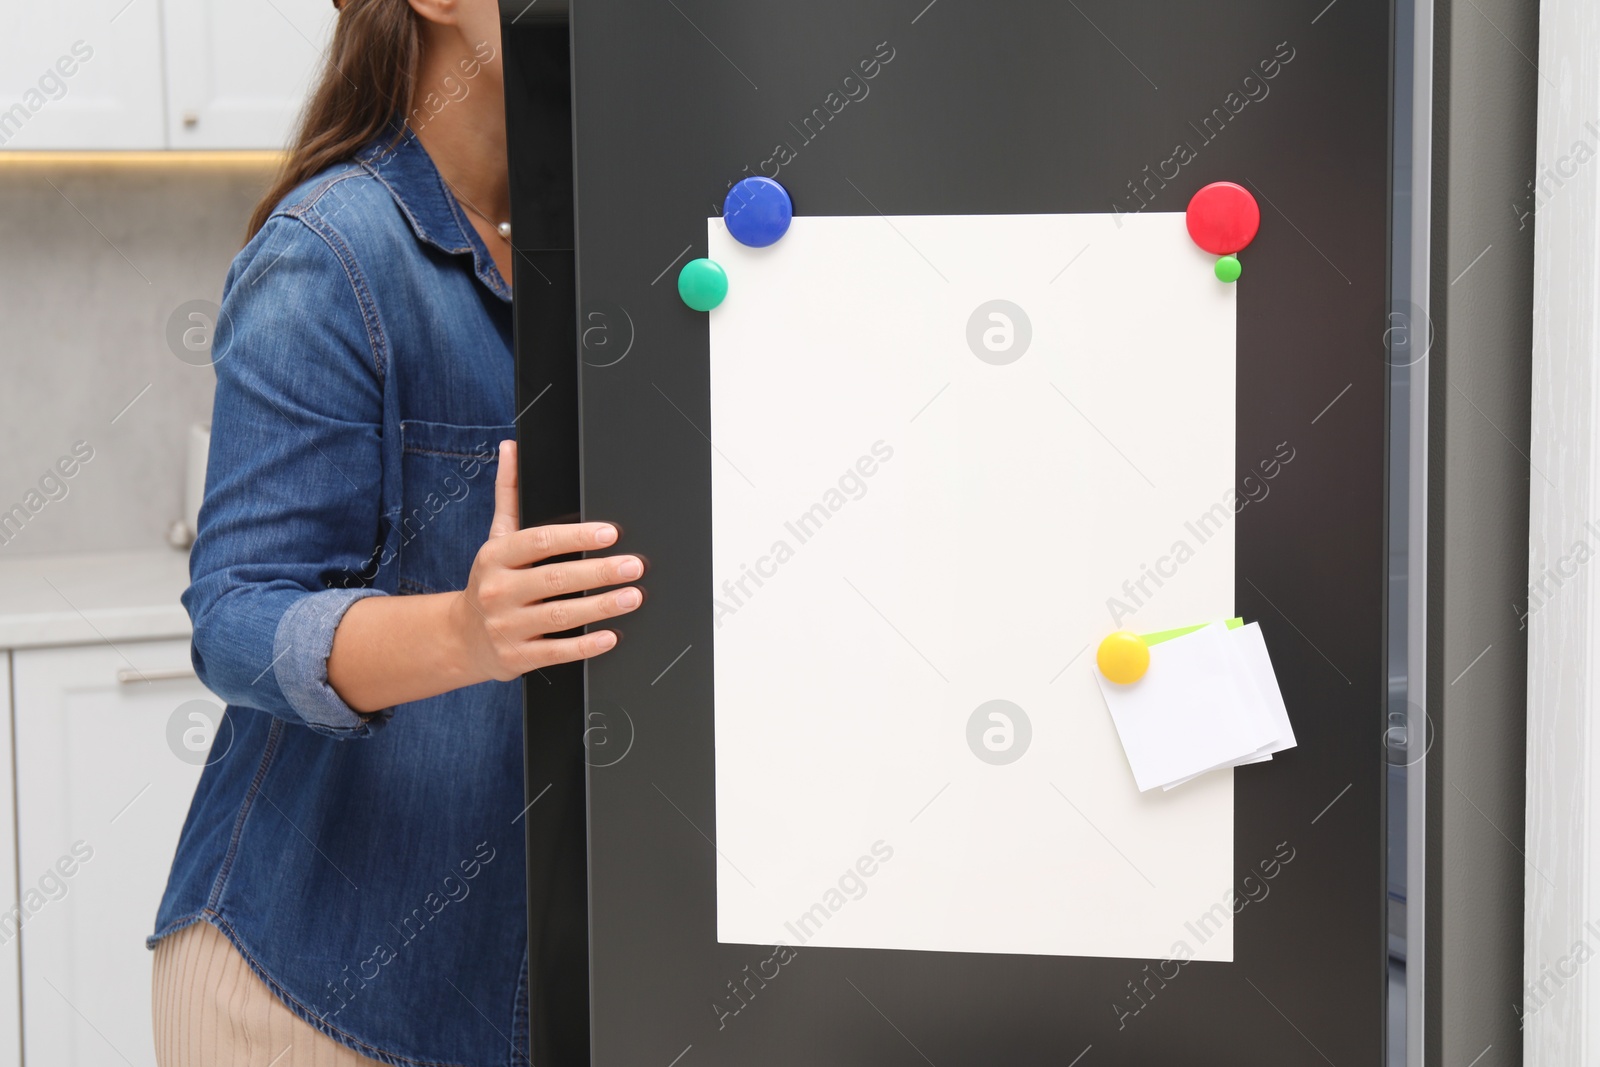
top-left (1140, 617), bottom-right (1244, 646)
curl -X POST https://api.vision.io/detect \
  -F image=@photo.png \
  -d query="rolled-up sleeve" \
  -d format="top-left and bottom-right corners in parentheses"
top-left (183, 210), bottom-right (393, 738)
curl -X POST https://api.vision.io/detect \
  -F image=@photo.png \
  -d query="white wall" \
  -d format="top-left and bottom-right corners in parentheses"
top-left (0, 159), bottom-right (276, 557)
top-left (1526, 0), bottom-right (1600, 1062)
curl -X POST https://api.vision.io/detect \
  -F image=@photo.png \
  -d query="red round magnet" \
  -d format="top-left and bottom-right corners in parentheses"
top-left (1185, 182), bottom-right (1261, 255)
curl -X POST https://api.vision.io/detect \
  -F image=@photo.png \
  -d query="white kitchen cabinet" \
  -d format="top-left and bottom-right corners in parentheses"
top-left (13, 639), bottom-right (213, 1067)
top-left (161, 0), bottom-right (336, 149)
top-left (0, 0), bottom-right (335, 151)
top-left (0, 1), bottom-right (167, 150)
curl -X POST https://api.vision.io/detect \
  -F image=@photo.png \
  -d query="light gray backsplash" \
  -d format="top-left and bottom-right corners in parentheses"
top-left (0, 159), bottom-right (277, 557)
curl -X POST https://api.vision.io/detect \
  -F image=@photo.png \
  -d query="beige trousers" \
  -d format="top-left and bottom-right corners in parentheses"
top-left (152, 920), bottom-right (381, 1067)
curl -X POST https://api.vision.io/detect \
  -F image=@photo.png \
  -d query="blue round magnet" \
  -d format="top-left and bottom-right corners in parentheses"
top-left (722, 177), bottom-right (793, 248)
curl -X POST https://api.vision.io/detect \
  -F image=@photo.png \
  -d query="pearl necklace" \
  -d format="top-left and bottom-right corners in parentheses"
top-left (459, 198), bottom-right (512, 243)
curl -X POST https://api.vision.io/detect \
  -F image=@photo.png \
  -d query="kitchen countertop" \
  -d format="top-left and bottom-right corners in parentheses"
top-left (0, 549), bottom-right (192, 650)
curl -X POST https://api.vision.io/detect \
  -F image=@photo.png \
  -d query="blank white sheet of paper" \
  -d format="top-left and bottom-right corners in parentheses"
top-left (708, 211), bottom-right (1238, 961)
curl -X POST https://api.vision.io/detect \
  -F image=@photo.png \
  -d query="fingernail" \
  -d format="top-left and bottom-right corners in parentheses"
top-left (616, 588), bottom-right (642, 609)
top-left (593, 630), bottom-right (617, 650)
top-left (594, 525), bottom-right (618, 546)
top-left (616, 557), bottom-right (643, 580)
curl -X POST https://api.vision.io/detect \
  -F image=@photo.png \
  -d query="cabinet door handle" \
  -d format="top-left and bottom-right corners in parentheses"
top-left (116, 666), bottom-right (198, 685)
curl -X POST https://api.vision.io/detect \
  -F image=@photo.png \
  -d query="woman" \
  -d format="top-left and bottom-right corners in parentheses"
top-left (147, 1), bottom-right (641, 1063)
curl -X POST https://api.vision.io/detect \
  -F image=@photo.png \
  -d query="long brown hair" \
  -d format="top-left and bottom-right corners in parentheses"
top-left (246, 0), bottom-right (421, 240)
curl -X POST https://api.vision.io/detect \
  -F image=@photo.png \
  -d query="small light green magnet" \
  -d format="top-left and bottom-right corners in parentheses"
top-left (1214, 254), bottom-right (1242, 283)
top-left (678, 258), bottom-right (728, 311)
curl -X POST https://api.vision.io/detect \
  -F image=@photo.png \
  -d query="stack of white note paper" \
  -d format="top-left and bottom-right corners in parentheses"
top-left (1094, 621), bottom-right (1298, 792)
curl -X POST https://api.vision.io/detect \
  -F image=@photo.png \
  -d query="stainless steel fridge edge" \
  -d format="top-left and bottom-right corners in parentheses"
top-left (1405, 0), bottom-right (1431, 1062)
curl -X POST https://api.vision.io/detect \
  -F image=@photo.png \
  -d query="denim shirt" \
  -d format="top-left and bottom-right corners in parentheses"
top-left (150, 129), bottom-right (531, 1067)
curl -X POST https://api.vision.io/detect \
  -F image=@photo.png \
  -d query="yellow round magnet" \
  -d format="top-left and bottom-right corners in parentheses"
top-left (1097, 631), bottom-right (1150, 685)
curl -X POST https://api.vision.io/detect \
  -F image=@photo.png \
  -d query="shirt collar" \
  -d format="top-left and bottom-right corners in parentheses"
top-left (357, 124), bottom-right (512, 303)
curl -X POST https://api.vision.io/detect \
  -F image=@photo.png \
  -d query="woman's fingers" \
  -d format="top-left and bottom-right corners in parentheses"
top-left (523, 630), bottom-right (620, 669)
top-left (485, 589), bottom-right (635, 676)
top-left (475, 555), bottom-right (644, 612)
top-left (466, 473), bottom-right (640, 680)
top-left (488, 441), bottom-right (520, 539)
top-left (523, 585), bottom-right (643, 637)
top-left (526, 554), bottom-right (643, 601)
top-left (487, 520), bottom-right (619, 568)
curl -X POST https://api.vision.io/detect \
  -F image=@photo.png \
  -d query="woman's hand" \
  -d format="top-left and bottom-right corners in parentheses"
top-left (327, 440), bottom-right (642, 711)
top-left (449, 440), bottom-right (644, 683)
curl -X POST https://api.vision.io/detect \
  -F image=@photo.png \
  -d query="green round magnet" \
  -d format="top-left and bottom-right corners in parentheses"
top-left (1214, 254), bottom-right (1242, 283)
top-left (678, 258), bottom-right (728, 311)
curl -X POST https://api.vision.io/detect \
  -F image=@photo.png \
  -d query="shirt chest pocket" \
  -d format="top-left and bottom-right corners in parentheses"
top-left (396, 420), bottom-right (513, 595)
